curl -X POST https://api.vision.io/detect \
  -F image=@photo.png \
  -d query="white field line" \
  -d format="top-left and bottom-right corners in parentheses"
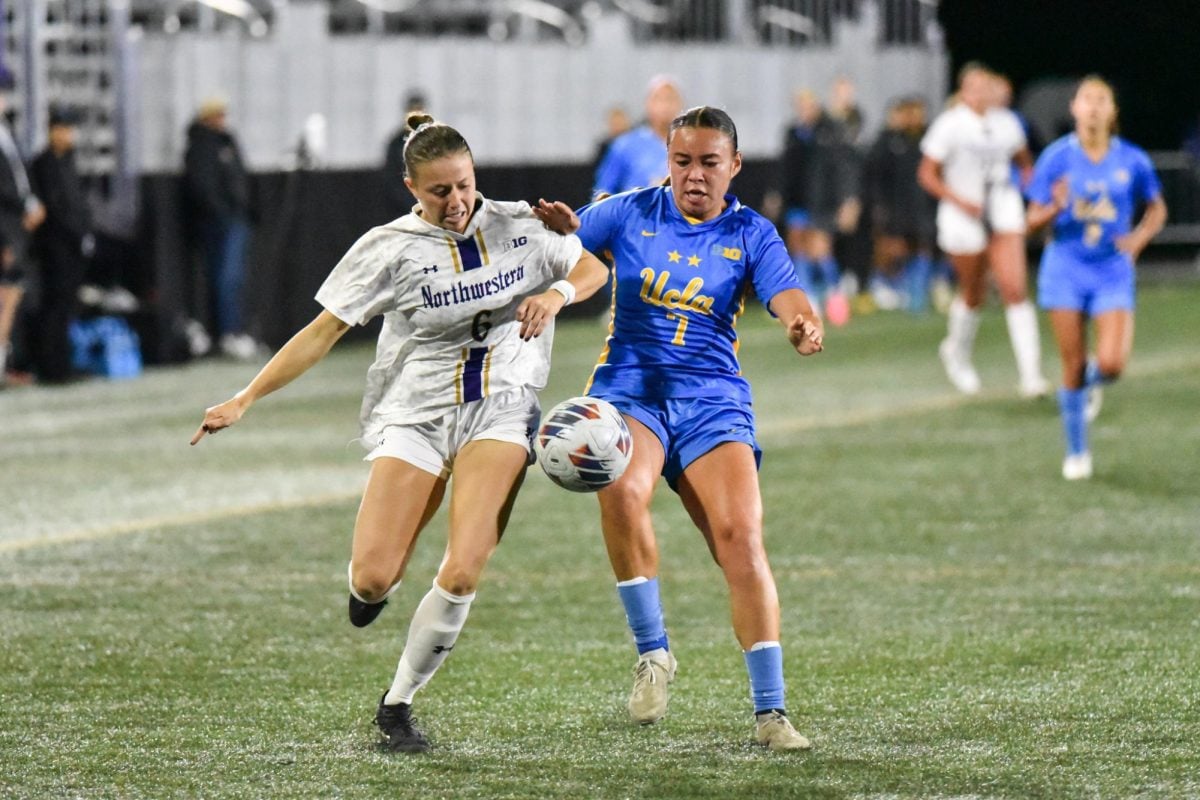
top-left (5, 352), bottom-right (1197, 555)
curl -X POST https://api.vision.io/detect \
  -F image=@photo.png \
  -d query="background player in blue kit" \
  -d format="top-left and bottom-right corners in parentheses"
top-left (592, 75), bottom-right (683, 197)
top-left (536, 106), bottom-right (824, 751)
top-left (1026, 76), bottom-right (1167, 480)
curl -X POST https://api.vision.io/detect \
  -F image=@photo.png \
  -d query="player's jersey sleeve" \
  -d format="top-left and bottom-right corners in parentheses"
top-left (576, 192), bottom-right (628, 256)
top-left (1129, 146), bottom-right (1163, 204)
top-left (920, 112), bottom-right (954, 162)
top-left (745, 215), bottom-right (803, 312)
top-left (315, 227), bottom-right (400, 326)
top-left (1027, 141), bottom-right (1068, 206)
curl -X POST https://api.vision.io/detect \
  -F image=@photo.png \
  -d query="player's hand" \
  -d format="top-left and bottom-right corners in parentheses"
top-left (787, 314), bottom-right (824, 355)
top-left (191, 394), bottom-right (249, 445)
top-left (533, 199), bottom-right (581, 235)
top-left (22, 202), bottom-right (45, 232)
top-left (1115, 231), bottom-right (1147, 259)
top-left (1050, 178), bottom-right (1070, 211)
top-left (515, 290), bottom-right (566, 341)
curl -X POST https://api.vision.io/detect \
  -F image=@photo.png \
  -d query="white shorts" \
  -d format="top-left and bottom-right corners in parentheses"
top-left (936, 185), bottom-right (1026, 255)
top-left (366, 387), bottom-right (541, 479)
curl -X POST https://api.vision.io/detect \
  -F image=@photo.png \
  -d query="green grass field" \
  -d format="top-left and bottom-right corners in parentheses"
top-left (3, 281), bottom-right (1199, 799)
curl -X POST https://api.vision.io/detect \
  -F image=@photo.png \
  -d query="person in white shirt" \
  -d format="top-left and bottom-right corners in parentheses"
top-left (191, 113), bottom-right (608, 753)
top-left (918, 63), bottom-right (1049, 398)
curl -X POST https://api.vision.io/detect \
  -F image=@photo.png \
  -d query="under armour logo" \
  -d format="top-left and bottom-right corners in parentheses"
top-left (432, 644), bottom-right (454, 654)
top-left (422, 265), bottom-right (440, 274)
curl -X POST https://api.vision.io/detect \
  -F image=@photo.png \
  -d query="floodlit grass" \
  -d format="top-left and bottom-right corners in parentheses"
top-left (2, 281), bottom-right (1198, 798)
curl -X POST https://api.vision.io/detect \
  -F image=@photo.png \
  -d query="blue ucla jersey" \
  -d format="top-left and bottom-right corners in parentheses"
top-left (576, 186), bottom-right (802, 402)
top-left (1028, 135), bottom-right (1162, 262)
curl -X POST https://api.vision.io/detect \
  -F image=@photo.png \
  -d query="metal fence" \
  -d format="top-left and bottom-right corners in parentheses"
top-left (1151, 152), bottom-right (1200, 245)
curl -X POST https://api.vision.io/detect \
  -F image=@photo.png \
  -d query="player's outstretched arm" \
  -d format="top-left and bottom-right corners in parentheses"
top-left (532, 199), bottom-right (582, 235)
top-left (190, 310), bottom-right (350, 445)
top-left (1026, 178), bottom-right (1069, 232)
top-left (515, 250), bottom-right (609, 341)
top-left (769, 288), bottom-right (824, 356)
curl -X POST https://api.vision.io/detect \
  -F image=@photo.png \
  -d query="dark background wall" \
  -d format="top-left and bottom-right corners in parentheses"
top-left (938, 0), bottom-right (1200, 149)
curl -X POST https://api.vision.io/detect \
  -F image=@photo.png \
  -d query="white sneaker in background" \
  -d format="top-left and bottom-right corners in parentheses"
top-left (184, 319), bottom-right (212, 357)
top-left (100, 287), bottom-right (140, 314)
top-left (220, 333), bottom-right (260, 361)
top-left (931, 278), bottom-right (954, 314)
top-left (1018, 375), bottom-right (1052, 399)
top-left (77, 284), bottom-right (105, 307)
top-left (938, 338), bottom-right (981, 395)
top-left (1062, 452), bottom-right (1093, 481)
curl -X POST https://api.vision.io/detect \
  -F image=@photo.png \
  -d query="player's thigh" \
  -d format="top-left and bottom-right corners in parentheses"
top-left (987, 232), bottom-right (1029, 301)
top-left (676, 442), bottom-right (764, 559)
top-left (352, 456), bottom-right (447, 591)
top-left (443, 439), bottom-right (529, 581)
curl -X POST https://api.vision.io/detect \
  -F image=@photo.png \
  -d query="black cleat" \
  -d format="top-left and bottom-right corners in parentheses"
top-left (348, 594), bottom-right (387, 628)
top-left (375, 695), bottom-right (430, 753)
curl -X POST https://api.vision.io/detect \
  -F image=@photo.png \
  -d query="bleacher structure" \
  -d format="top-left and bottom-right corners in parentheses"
top-left (3, 1), bottom-right (1198, 246)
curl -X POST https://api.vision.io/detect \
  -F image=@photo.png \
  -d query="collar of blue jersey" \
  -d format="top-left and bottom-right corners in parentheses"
top-left (662, 187), bottom-right (742, 225)
top-left (408, 192), bottom-right (488, 239)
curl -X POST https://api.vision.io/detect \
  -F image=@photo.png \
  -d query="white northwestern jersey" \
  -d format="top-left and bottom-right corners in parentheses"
top-left (315, 194), bottom-right (583, 443)
top-left (921, 104), bottom-right (1026, 204)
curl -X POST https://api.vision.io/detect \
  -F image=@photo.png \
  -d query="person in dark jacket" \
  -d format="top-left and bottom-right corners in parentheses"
top-left (184, 96), bottom-right (259, 360)
top-left (382, 91), bottom-right (428, 220)
top-left (775, 89), bottom-right (858, 325)
top-left (31, 106), bottom-right (93, 382)
top-left (863, 96), bottom-right (938, 312)
top-left (0, 76), bottom-right (45, 383)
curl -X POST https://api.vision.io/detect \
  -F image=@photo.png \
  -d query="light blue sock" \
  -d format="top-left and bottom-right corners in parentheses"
top-left (791, 255), bottom-right (815, 295)
top-left (744, 642), bottom-right (786, 714)
top-left (816, 255), bottom-right (841, 292)
top-left (1057, 387), bottom-right (1089, 456)
top-left (905, 253), bottom-right (933, 314)
top-left (616, 577), bottom-right (669, 654)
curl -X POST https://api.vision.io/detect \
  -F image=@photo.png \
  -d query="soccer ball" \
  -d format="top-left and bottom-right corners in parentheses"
top-left (535, 396), bottom-right (633, 492)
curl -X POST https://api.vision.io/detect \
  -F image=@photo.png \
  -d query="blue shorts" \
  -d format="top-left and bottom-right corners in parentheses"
top-left (1038, 243), bottom-right (1135, 316)
top-left (602, 395), bottom-right (762, 491)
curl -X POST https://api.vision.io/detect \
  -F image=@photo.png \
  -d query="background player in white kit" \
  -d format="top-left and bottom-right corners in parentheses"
top-left (918, 63), bottom-right (1049, 397)
top-left (191, 114), bottom-right (608, 752)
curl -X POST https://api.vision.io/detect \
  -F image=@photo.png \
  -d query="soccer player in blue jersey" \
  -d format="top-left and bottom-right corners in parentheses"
top-left (536, 106), bottom-right (823, 751)
top-left (592, 76), bottom-right (682, 197)
top-left (1026, 76), bottom-right (1166, 480)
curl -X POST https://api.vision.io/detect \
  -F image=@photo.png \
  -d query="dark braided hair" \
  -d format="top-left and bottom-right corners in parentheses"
top-left (402, 112), bottom-right (473, 179)
top-left (667, 105), bottom-right (739, 152)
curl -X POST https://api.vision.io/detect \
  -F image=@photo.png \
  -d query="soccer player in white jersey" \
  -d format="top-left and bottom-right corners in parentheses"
top-left (191, 113), bottom-right (608, 752)
top-left (918, 63), bottom-right (1050, 398)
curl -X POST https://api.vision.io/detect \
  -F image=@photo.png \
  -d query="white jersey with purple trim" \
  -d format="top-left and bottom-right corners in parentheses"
top-left (315, 193), bottom-right (583, 443)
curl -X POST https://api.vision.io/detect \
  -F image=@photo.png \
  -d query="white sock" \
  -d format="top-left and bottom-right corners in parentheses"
top-left (1004, 300), bottom-right (1044, 385)
top-left (383, 581), bottom-right (474, 706)
top-left (947, 296), bottom-right (981, 360)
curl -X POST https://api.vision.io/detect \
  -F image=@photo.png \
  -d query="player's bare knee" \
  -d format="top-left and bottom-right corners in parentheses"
top-left (352, 571), bottom-right (393, 604)
top-left (1097, 356), bottom-right (1124, 381)
top-left (436, 560), bottom-right (484, 597)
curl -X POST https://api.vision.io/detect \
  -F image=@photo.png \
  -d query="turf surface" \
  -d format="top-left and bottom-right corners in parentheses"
top-left (2, 281), bottom-right (1198, 798)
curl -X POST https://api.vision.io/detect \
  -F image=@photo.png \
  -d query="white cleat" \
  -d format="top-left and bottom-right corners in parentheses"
top-left (1062, 452), bottom-right (1093, 481)
top-left (628, 649), bottom-right (676, 725)
top-left (938, 338), bottom-right (981, 395)
top-left (1085, 384), bottom-right (1104, 422)
top-left (1019, 376), bottom-right (1052, 399)
top-left (755, 710), bottom-right (812, 751)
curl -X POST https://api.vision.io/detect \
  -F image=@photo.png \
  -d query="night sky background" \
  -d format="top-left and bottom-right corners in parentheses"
top-left (938, 0), bottom-right (1200, 149)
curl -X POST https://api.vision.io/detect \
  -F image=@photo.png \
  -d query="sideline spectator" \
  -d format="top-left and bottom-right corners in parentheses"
top-left (0, 75), bottom-right (45, 385)
top-left (30, 105), bottom-right (93, 383)
top-left (382, 90), bottom-right (428, 219)
top-left (183, 96), bottom-right (260, 360)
